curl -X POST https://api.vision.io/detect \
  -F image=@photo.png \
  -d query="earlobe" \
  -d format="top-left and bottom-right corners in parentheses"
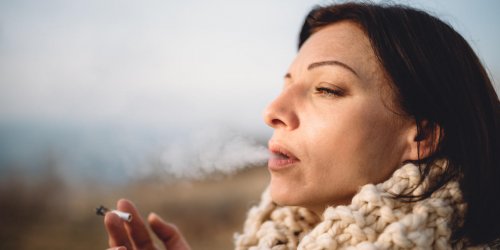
top-left (404, 120), bottom-right (442, 162)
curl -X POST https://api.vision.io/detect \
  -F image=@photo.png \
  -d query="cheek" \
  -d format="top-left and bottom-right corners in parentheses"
top-left (304, 101), bottom-right (400, 175)
top-left (304, 103), bottom-right (370, 158)
top-left (298, 107), bottom-right (365, 184)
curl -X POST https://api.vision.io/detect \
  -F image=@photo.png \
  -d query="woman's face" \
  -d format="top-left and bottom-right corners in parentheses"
top-left (264, 21), bottom-right (416, 213)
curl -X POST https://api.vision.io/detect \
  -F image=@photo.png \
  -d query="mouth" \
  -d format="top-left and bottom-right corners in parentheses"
top-left (268, 142), bottom-right (299, 170)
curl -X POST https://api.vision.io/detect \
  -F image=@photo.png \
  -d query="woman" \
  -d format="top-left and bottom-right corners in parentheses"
top-left (104, 2), bottom-right (499, 249)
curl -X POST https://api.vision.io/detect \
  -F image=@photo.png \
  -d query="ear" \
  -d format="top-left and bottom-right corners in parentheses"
top-left (403, 120), bottom-right (442, 162)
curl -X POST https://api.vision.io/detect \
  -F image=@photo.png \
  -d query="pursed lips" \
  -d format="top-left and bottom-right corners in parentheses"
top-left (268, 141), bottom-right (300, 170)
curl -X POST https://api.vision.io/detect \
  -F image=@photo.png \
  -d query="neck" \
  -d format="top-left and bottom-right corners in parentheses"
top-left (306, 197), bottom-right (352, 218)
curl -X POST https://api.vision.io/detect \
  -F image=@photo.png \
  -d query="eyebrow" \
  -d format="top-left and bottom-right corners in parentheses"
top-left (284, 60), bottom-right (358, 79)
top-left (308, 60), bottom-right (358, 76)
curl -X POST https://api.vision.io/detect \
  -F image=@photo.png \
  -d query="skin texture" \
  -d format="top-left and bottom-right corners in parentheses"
top-left (264, 21), bottom-right (420, 215)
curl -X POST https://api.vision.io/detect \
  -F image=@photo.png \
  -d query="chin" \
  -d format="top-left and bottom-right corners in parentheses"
top-left (269, 178), bottom-right (354, 212)
top-left (269, 179), bottom-right (304, 206)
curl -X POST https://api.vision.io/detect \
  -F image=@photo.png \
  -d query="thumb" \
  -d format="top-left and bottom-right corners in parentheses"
top-left (148, 213), bottom-right (191, 250)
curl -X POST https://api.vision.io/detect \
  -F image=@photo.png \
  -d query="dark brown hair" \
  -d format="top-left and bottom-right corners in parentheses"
top-left (298, 2), bottom-right (500, 246)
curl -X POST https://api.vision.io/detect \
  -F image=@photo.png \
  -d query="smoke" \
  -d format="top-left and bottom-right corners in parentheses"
top-left (0, 122), bottom-right (270, 183)
top-left (135, 128), bottom-right (269, 180)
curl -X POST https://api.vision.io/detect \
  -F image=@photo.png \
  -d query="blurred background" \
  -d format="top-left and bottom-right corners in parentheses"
top-left (0, 0), bottom-right (498, 249)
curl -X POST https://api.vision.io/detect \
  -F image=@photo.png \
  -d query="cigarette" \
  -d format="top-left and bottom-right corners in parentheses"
top-left (96, 205), bottom-right (133, 222)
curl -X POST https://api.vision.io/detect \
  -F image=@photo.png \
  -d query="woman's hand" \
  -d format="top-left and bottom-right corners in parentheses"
top-left (104, 199), bottom-right (191, 250)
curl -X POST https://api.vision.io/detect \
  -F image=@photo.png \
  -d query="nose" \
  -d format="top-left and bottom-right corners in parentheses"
top-left (263, 88), bottom-right (299, 130)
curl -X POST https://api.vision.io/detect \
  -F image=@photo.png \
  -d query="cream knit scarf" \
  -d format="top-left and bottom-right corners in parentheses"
top-left (234, 162), bottom-right (467, 249)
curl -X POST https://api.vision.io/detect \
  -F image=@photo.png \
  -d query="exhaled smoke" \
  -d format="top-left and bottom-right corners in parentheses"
top-left (145, 129), bottom-right (269, 180)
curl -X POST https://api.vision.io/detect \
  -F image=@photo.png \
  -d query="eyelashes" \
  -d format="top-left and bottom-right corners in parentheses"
top-left (315, 87), bottom-right (345, 97)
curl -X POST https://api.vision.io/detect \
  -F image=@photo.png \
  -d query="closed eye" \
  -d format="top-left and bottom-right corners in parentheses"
top-left (315, 87), bottom-right (344, 97)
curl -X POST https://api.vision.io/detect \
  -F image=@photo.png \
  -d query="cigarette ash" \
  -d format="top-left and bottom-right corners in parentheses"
top-left (95, 205), bottom-right (133, 222)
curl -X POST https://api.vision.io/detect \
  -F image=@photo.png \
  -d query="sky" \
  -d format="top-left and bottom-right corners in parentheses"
top-left (0, 0), bottom-right (314, 133)
top-left (0, 0), bottom-right (498, 180)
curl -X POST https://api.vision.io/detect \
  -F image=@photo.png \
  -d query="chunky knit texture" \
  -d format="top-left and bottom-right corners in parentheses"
top-left (234, 162), bottom-right (468, 249)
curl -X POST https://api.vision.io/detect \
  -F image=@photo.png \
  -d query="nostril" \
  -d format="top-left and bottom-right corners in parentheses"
top-left (263, 108), bottom-right (282, 128)
top-left (271, 118), bottom-right (286, 128)
top-left (263, 97), bottom-right (298, 129)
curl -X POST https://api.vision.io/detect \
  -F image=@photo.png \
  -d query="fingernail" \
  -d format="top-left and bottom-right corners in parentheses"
top-left (146, 213), bottom-right (154, 222)
top-left (107, 247), bottom-right (126, 250)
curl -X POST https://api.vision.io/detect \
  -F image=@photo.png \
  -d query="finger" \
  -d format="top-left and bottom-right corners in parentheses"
top-left (148, 213), bottom-right (191, 250)
top-left (106, 247), bottom-right (127, 250)
top-left (104, 212), bottom-right (133, 250)
top-left (117, 199), bottom-right (155, 250)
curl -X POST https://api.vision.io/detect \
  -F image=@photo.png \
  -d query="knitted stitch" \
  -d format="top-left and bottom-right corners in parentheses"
top-left (234, 162), bottom-right (468, 249)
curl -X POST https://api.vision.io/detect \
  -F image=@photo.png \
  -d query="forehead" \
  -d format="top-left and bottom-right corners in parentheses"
top-left (292, 21), bottom-right (382, 81)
